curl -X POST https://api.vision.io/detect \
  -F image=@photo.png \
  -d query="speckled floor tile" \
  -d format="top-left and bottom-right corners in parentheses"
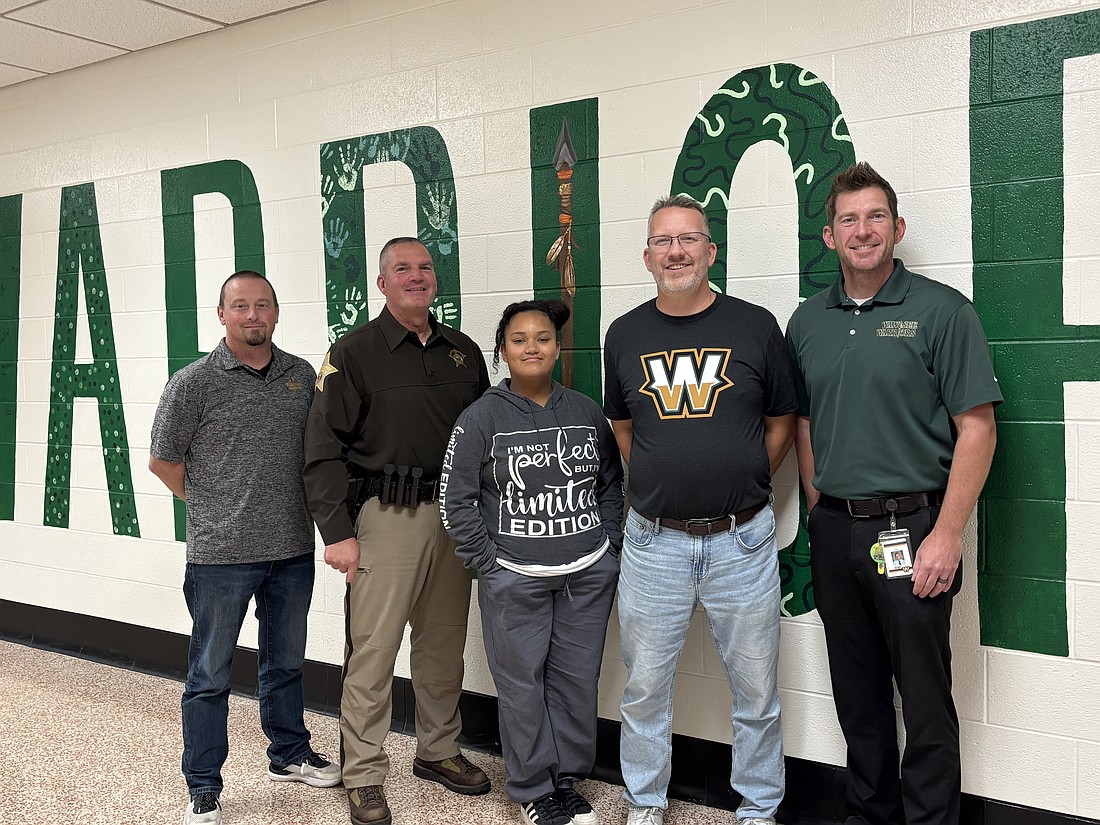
top-left (0, 640), bottom-right (739, 824)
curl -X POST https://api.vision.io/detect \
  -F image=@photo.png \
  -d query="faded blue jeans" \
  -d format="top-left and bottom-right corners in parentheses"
top-left (617, 504), bottom-right (784, 819)
top-left (181, 552), bottom-right (315, 796)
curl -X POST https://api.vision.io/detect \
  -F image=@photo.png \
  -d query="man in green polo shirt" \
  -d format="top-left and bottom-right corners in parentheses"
top-left (786, 162), bottom-right (1001, 825)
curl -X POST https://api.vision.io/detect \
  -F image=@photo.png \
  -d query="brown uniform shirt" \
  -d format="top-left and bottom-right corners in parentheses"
top-left (304, 306), bottom-right (489, 545)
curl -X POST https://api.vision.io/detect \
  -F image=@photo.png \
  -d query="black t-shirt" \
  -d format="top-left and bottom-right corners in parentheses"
top-left (603, 294), bottom-right (797, 520)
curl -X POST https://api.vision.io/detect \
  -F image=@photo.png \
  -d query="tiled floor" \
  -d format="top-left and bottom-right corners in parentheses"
top-left (0, 640), bottom-right (740, 824)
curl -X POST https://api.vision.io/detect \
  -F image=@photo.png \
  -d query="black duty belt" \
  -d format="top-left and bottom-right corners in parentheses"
top-left (346, 467), bottom-right (441, 523)
top-left (640, 498), bottom-right (768, 537)
top-left (362, 473), bottom-right (441, 505)
top-left (818, 490), bottom-right (946, 518)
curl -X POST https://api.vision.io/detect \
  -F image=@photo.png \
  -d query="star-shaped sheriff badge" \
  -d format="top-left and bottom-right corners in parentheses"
top-left (315, 351), bottom-right (339, 391)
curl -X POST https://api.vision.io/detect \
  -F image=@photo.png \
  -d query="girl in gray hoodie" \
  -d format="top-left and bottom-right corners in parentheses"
top-left (440, 300), bottom-right (623, 825)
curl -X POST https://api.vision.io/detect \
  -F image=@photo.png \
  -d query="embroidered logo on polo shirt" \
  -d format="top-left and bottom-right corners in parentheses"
top-left (639, 348), bottom-right (733, 419)
top-left (449, 348), bottom-right (468, 368)
top-left (876, 320), bottom-right (918, 338)
top-left (315, 351), bottom-right (339, 391)
top-left (286, 376), bottom-right (305, 391)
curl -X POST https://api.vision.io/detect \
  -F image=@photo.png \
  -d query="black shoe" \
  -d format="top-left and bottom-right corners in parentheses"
top-left (555, 785), bottom-right (598, 824)
top-left (521, 793), bottom-right (571, 825)
top-left (268, 750), bottom-right (342, 787)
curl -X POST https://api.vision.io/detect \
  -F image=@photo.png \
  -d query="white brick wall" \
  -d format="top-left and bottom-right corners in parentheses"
top-left (2, 0), bottom-right (1100, 816)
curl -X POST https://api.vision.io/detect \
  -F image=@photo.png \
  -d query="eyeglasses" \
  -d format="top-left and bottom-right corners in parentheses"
top-left (646, 232), bottom-right (710, 249)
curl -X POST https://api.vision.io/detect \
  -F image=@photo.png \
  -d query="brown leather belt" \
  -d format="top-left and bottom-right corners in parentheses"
top-left (818, 490), bottom-right (945, 518)
top-left (640, 499), bottom-right (768, 537)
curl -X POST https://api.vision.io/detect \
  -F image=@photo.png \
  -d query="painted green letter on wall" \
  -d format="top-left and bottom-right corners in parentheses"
top-left (44, 184), bottom-right (139, 536)
top-left (671, 63), bottom-right (856, 616)
top-left (531, 100), bottom-right (602, 402)
top-left (320, 128), bottom-right (462, 342)
top-left (968, 11), bottom-right (1100, 656)
top-left (161, 160), bottom-right (267, 373)
top-left (160, 160), bottom-right (267, 540)
top-left (0, 194), bottom-right (20, 522)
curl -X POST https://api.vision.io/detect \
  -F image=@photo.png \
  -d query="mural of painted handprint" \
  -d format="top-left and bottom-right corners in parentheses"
top-left (670, 63), bottom-right (857, 617)
top-left (420, 182), bottom-right (457, 257)
top-left (324, 217), bottom-right (350, 259)
top-left (319, 126), bottom-right (462, 342)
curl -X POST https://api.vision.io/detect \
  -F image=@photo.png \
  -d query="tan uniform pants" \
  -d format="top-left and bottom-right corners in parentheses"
top-left (340, 497), bottom-right (472, 787)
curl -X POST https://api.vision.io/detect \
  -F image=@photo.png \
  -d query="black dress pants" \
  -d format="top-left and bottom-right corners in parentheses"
top-left (808, 501), bottom-right (961, 825)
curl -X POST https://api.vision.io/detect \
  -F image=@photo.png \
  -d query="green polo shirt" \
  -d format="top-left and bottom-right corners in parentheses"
top-left (785, 260), bottom-right (1002, 499)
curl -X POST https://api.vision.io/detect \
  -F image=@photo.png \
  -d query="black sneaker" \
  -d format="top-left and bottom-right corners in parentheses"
top-left (268, 750), bottom-right (342, 787)
top-left (183, 792), bottom-right (221, 825)
top-left (521, 793), bottom-right (572, 825)
top-left (554, 785), bottom-right (598, 824)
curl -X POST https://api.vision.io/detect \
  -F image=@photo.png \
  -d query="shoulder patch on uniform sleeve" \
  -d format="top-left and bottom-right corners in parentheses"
top-left (316, 350), bottom-right (339, 391)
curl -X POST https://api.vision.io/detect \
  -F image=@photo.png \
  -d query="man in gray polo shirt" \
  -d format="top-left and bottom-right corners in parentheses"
top-left (150, 271), bottom-right (340, 825)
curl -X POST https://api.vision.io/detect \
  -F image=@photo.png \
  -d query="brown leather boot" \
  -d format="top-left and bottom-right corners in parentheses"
top-left (412, 752), bottom-right (491, 795)
top-left (347, 786), bottom-right (391, 825)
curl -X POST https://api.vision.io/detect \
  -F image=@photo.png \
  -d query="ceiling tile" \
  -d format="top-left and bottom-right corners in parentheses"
top-left (0, 62), bottom-right (44, 88)
top-left (0, 17), bottom-right (126, 73)
top-left (8, 0), bottom-right (221, 51)
top-left (155, 0), bottom-right (321, 25)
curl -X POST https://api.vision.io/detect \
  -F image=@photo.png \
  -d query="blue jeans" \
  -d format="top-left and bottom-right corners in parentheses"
top-left (617, 504), bottom-right (784, 819)
top-left (182, 552), bottom-right (315, 796)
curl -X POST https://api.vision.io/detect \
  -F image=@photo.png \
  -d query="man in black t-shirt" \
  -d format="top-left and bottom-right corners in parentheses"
top-left (603, 195), bottom-right (797, 825)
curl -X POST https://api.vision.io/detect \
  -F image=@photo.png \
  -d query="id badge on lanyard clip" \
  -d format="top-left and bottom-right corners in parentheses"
top-left (869, 499), bottom-right (914, 579)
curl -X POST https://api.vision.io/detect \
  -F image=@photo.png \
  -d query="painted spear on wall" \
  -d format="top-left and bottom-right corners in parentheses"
top-left (546, 118), bottom-right (578, 388)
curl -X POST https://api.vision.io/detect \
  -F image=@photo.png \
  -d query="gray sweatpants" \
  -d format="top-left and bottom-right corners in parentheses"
top-left (476, 552), bottom-right (619, 803)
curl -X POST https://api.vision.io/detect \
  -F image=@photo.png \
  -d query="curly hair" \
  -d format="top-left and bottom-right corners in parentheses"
top-left (492, 299), bottom-right (571, 371)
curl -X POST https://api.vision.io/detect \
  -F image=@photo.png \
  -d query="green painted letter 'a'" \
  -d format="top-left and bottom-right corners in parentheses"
top-left (44, 183), bottom-right (139, 536)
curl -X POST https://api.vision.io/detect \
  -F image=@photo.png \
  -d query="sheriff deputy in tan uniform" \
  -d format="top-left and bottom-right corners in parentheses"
top-left (304, 237), bottom-right (491, 825)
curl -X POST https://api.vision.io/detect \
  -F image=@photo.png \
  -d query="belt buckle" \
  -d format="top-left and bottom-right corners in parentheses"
top-left (846, 499), bottom-right (868, 518)
top-left (683, 517), bottom-right (718, 536)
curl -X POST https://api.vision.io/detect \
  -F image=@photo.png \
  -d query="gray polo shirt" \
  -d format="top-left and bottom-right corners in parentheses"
top-left (151, 339), bottom-right (317, 564)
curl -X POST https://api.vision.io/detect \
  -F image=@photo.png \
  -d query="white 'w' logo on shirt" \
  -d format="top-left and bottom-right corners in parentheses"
top-left (639, 348), bottom-right (733, 419)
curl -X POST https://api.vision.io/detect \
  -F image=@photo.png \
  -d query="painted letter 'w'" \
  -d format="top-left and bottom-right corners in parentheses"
top-left (640, 349), bottom-right (733, 419)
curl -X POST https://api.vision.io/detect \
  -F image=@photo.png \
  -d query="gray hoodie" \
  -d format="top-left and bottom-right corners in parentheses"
top-left (440, 378), bottom-right (624, 573)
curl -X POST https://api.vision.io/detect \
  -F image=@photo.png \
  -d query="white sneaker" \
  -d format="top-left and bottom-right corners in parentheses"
top-left (267, 751), bottom-right (342, 787)
top-left (625, 807), bottom-right (663, 825)
top-left (737, 818), bottom-right (777, 825)
top-left (183, 793), bottom-right (221, 825)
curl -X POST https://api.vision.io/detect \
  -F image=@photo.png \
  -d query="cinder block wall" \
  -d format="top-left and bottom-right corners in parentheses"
top-left (2, 0), bottom-right (1099, 818)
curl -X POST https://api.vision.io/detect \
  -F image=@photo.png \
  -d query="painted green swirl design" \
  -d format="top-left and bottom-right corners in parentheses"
top-left (320, 127), bottom-right (461, 342)
top-left (671, 63), bottom-right (857, 616)
top-left (673, 63), bottom-right (855, 297)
